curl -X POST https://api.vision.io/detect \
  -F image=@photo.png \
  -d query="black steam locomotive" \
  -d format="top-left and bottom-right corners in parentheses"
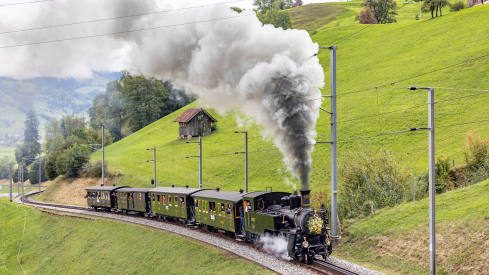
top-left (86, 185), bottom-right (333, 264)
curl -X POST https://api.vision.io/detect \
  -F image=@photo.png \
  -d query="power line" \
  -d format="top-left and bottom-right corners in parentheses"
top-left (437, 119), bottom-right (489, 129)
top-left (0, 0), bottom-right (54, 7)
top-left (0, 13), bottom-right (254, 49)
top-left (334, 24), bottom-right (371, 45)
top-left (340, 53), bottom-right (489, 96)
top-left (0, 0), bottom-right (247, 35)
top-left (337, 103), bottom-right (426, 123)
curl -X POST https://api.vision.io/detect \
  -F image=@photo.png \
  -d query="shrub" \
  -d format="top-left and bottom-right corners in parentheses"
top-left (338, 148), bottom-right (416, 219)
top-left (80, 160), bottom-right (107, 178)
top-left (311, 189), bottom-right (328, 210)
top-left (450, 1), bottom-right (465, 12)
top-left (355, 7), bottom-right (379, 24)
top-left (464, 131), bottom-right (489, 172)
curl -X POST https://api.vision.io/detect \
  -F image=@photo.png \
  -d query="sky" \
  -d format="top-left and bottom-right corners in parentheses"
top-left (0, 0), bottom-right (334, 79)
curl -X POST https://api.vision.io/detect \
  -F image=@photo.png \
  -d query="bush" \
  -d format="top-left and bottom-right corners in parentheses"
top-left (464, 131), bottom-right (489, 172)
top-left (450, 1), bottom-right (465, 12)
top-left (338, 148), bottom-right (419, 219)
top-left (79, 160), bottom-right (107, 178)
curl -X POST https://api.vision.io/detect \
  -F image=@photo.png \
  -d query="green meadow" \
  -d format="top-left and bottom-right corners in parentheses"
top-left (0, 197), bottom-right (272, 274)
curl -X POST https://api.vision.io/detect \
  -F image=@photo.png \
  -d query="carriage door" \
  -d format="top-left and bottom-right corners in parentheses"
top-left (244, 200), bottom-right (251, 230)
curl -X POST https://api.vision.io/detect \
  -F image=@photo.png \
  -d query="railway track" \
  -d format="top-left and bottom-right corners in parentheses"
top-left (311, 260), bottom-right (361, 275)
top-left (19, 192), bottom-right (361, 275)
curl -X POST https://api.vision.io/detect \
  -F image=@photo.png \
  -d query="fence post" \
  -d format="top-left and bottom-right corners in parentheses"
top-left (370, 201), bottom-right (374, 217)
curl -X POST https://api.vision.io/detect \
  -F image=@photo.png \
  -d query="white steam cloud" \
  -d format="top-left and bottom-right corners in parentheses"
top-left (259, 235), bottom-right (292, 260)
top-left (0, 1), bottom-right (324, 188)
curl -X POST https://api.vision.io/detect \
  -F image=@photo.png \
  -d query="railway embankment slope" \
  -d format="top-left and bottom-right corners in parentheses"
top-left (335, 179), bottom-right (489, 274)
top-left (0, 197), bottom-right (273, 274)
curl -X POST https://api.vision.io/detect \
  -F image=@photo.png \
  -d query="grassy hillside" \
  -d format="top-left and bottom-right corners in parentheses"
top-left (334, 178), bottom-right (489, 274)
top-left (0, 197), bottom-right (272, 274)
top-left (91, 3), bottom-right (489, 198)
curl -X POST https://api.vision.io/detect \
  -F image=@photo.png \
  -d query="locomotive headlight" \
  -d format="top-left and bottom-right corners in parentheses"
top-left (302, 241), bottom-right (309, 248)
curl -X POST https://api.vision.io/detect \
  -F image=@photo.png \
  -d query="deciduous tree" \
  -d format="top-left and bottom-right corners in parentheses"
top-left (359, 0), bottom-right (398, 24)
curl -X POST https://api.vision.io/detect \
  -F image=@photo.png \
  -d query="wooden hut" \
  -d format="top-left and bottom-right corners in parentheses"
top-left (173, 108), bottom-right (218, 137)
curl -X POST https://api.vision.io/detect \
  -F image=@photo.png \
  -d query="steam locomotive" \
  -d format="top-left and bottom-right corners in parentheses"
top-left (85, 185), bottom-right (333, 264)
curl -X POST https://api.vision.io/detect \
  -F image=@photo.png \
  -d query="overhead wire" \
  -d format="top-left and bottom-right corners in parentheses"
top-left (0, 0), bottom-right (54, 7)
top-left (0, 0), bottom-right (246, 35)
top-left (0, 13), bottom-right (254, 49)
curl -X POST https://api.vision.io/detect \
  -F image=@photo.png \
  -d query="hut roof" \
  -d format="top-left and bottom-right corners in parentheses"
top-left (173, 108), bottom-right (218, 123)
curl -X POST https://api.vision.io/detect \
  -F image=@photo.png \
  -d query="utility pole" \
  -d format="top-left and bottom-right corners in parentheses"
top-left (9, 163), bottom-right (12, 202)
top-left (409, 86), bottom-right (435, 274)
top-left (319, 45), bottom-right (338, 237)
top-left (153, 146), bottom-right (156, 188)
top-left (234, 131), bottom-right (248, 193)
top-left (101, 124), bottom-right (105, 186)
top-left (39, 148), bottom-right (42, 193)
top-left (17, 164), bottom-right (20, 195)
top-left (186, 136), bottom-right (202, 188)
top-left (147, 146), bottom-right (156, 187)
top-left (428, 87), bottom-right (436, 275)
top-left (21, 159), bottom-right (24, 197)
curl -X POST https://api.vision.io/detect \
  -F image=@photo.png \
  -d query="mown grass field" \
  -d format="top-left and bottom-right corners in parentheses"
top-left (0, 197), bottom-right (273, 274)
top-left (334, 178), bottom-right (489, 274)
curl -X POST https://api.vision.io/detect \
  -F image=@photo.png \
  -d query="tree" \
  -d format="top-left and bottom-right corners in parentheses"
top-left (436, 0), bottom-right (451, 16)
top-left (359, 0), bottom-right (398, 24)
top-left (450, 1), bottom-right (465, 11)
top-left (55, 145), bottom-right (90, 177)
top-left (120, 73), bottom-right (175, 132)
top-left (28, 158), bottom-right (48, 184)
top-left (255, 5), bottom-right (293, 30)
top-left (253, 0), bottom-right (293, 14)
top-left (60, 119), bottom-right (67, 139)
top-left (292, 0), bottom-right (303, 7)
top-left (355, 7), bottom-right (379, 24)
top-left (231, 6), bottom-right (243, 13)
top-left (15, 110), bottom-right (40, 164)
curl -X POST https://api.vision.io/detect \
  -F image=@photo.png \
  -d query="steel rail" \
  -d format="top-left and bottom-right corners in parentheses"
top-left (311, 260), bottom-right (361, 275)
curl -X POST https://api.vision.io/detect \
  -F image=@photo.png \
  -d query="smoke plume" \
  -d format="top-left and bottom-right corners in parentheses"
top-left (0, 1), bottom-right (324, 188)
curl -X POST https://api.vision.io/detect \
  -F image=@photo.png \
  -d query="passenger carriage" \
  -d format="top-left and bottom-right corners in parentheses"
top-left (117, 188), bottom-right (151, 214)
top-left (85, 186), bottom-right (127, 210)
top-left (192, 188), bottom-right (247, 236)
top-left (148, 185), bottom-right (203, 222)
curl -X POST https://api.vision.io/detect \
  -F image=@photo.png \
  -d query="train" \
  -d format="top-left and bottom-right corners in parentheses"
top-left (85, 185), bottom-right (333, 264)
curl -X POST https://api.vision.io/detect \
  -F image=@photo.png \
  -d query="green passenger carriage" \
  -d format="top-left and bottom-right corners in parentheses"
top-left (117, 188), bottom-right (151, 213)
top-left (85, 186), bottom-right (127, 210)
top-left (192, 188), bottom-right (246, 235)
top-left (148, 186), bottom-right (202, 221)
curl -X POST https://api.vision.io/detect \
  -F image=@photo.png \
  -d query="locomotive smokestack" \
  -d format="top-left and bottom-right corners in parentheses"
top-left (300, 189), bottom-right (311, 208)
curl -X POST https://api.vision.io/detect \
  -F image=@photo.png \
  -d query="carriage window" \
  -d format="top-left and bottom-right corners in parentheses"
top-left (179, 197), bottom-right (184, 206)
top-left (195, 200), bottom-right (199, 210)
top-left (138, 193), bottom-right (142, 199)
top-left (227, 204), bottom-right (233, 216)
top-left (169, 196), bottom-right (172, 206)
top-left (220, 203), bottom-right (225, 216)
top-left (174, 196), bottom-right (178, 207)
top-left (162, 195), bottom-right (166, 204)
top-left (157, 195), bottom-right (160, 202)
top-left (209, 202), bottom-right (216, 213)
